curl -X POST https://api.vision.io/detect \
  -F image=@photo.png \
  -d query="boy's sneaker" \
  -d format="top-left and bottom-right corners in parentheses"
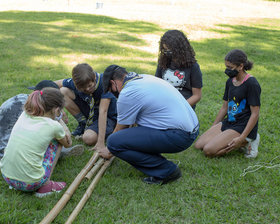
top-left (71, 122), bottom-right (86, 136)
top-left (244, 133), bottom-right (260, 159)
top-left (60, 144), bottom-right (84, 158)
top-left (35, 181), bottom-right (66, 198)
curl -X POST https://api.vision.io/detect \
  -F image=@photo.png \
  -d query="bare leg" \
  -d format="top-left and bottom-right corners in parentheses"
top-left (194, 123), bottom-right (223, 150)
top-left (82, 129), bottom-right (98, 146)
top-left (60, 87), bottom-right (80, 116)
top-left (203, 129), bottom-right (240, 157)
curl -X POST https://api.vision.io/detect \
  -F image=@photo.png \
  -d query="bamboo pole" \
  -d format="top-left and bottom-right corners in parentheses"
top-left (65, 156), bottom-right (115, 224)
top-left (85, 158), bottom-right (105, 180)
top-left (39, 151), bottom-right (100, 224)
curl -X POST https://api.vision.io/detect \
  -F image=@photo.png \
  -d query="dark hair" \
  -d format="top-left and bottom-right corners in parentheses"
top-left (102, 65), bottom-right (128, 93)
top-left (24, 87), bottom-right (65, 116)
top-left (27, 80), bottom-right (59, 91)
top-left (72, 63), bottom-right (96, 90)
top-left (158, 30), bottom-right (196, 69)
top-left (225, 49), bottom-right (253, 71)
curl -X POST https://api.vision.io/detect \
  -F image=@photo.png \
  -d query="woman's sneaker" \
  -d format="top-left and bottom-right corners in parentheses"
top-left (35, 181), bottom-right (66, 198)
top-left (244, 133), bottom-right (260, 159)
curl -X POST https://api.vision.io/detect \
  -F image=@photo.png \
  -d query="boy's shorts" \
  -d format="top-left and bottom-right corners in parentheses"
top-left (74, 95), bottom-right (116, 138)
top-left (87, 117), bottom-right (116, 139)
top-left (74, 95), bottom-right (90, 119)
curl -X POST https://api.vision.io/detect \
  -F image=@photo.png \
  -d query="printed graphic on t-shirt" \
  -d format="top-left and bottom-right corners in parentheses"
top-left (162, 69), bottom-right (186, 88)
top-left (228, 98), bottom-right (246, 122)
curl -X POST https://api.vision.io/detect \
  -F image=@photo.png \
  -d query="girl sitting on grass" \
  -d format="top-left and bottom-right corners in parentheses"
top-left (0, 87), bottom-right (72, 197)
top-left (194, 49), bottom-right (261, 158)
top-left (155, 29), bottom-right (203, 109)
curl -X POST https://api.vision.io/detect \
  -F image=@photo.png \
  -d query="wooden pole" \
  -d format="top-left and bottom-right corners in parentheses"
top-left (65, 157), bottom-right (115, 224)
top-left (39, 151), bottom-right (100, 224)
top-left (85, 158), bottom-right (105, 180)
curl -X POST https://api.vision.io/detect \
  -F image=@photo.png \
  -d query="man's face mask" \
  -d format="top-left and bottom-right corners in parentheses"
top-left (112, 90), bottom-right (119, 98)
top-left (111, 81), bottom-right (119, 98)
top-left (224, 68), bottom-right (239, 78)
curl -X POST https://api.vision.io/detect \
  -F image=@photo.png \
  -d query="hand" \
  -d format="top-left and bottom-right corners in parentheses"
top-left (224, 136), bottom-right (244, 153)
top-left (97, 146), bottom-right (113, 159)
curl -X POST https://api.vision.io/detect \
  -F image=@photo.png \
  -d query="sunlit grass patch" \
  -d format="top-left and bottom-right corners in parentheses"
top-left (0, 9), bottom-right (280, 224)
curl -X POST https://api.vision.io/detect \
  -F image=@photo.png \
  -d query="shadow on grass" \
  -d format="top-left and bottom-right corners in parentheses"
top-left (1, 11), bottom-right (280, 224)
top-left (0, 11), bottom-right (162, 100)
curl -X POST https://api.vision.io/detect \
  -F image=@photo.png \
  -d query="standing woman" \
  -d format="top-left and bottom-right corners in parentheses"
top-left (0, 87), bottom-right (72, 197)
top-left (195, 49), bottom-right (261, 158)
top-left (155, 29), bottom-right (203, 109)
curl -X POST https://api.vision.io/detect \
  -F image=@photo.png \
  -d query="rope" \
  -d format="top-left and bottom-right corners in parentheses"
top-left (240, 156), bottom-right (280, 177)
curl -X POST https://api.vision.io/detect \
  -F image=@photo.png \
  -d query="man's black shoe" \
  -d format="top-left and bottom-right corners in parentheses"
top-left (142, 167), bottom-right (182, 185)
top-left (71, 122), bottom-right (86, 136)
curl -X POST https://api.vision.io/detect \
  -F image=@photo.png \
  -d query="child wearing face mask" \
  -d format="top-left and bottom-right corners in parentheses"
top-left (155, 29), bottom-right (203, 110)
top-left (0, 88), bottom-right (72, 197)
top-left (194, 49), bottom-right (261, 158)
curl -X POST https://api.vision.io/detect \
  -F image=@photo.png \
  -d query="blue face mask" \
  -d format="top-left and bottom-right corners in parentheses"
top-left (225, 68), bottom-right (239, 78)
top-left (55, 111), bottom-right (63, 121)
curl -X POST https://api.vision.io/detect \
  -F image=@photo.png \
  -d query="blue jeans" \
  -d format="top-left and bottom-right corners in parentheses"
top-left (106, 126), bottom-right (199, 179)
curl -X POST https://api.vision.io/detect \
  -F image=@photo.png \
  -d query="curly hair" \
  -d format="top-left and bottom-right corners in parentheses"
top-left (158, 30), bottom-right (196, 69)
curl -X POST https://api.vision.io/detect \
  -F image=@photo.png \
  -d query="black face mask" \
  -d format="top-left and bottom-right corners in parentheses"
top-left (225, 68), bottom-right (239, 78)
top-left (163, 50), bottom-right (173, 58)
top-left (112, 90), bottom-right (119, 98)
top-left (111, 81), bottom-right (119, 98)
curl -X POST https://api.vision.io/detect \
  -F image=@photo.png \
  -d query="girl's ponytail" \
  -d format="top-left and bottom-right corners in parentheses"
top-left (24, 90), bottom-right (45, 116)
top-left (24, 88), bottom-right (64, 116)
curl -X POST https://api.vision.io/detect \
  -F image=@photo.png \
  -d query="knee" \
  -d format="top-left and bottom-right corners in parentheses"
top-left (202, 144), bottom-right (217, 157)
top-left (194, 139), bottom-right (203, 149)
top-left (106, 134), bottom-right (121, 154)
top-left (82, 131), bottom-right (97, 146)
top-left (106, 134), bottom-right (116, 150)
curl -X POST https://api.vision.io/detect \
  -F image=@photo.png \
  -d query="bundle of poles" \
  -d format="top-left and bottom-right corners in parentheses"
top-left (40, 151), bottom-right (115, 224)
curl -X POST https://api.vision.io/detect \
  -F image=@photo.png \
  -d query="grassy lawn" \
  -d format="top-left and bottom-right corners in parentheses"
top-left (0, 10), bottom-right (280, 224)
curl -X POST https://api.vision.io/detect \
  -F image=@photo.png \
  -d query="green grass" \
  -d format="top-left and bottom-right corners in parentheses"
top-left (0, 11), bottom-right (280, 224)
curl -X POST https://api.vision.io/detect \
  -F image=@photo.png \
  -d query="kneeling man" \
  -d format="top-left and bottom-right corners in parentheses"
top-left (101, 65), bottom-right (199, 185)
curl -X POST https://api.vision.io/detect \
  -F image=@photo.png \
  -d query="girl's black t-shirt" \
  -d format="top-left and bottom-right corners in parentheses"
top-left (222, 76), bottom-right (261, 138)
top-left (155, 62), bottom-right (203, 101)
